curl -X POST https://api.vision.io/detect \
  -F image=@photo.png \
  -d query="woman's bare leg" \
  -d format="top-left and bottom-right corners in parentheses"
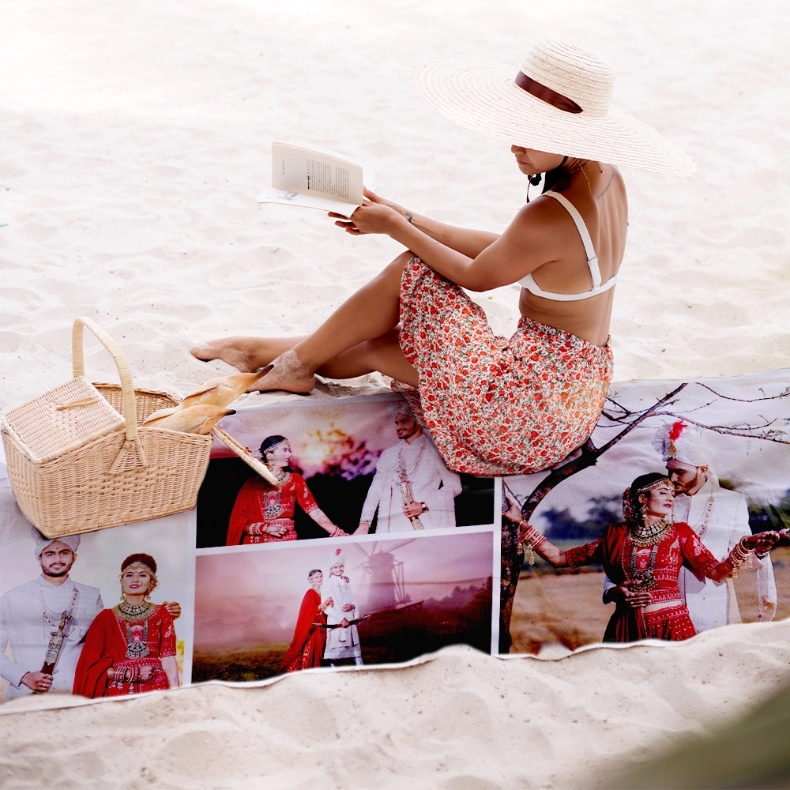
top-left (316, 329), bottom-right (418, 386)
top-left (191, 336), bottom-right (306, 372)
top-left (191, 252), bottom-right (419, 390)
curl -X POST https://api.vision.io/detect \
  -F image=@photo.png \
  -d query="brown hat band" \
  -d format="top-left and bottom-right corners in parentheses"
top-left (515, 72), bottom-right (583, 114)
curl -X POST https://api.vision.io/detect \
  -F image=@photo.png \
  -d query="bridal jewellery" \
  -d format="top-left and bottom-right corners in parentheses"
top-left (116, 600), bottom-right (156, 621)
top-left (728, 536), bottom-right (752, 576)
top-left (519, 522), bottom-right (546, 565)
top-left (629, 543), bottom-right (659, 591)
top-left (628, 511), bottom-right (674, 592)
top-left (630, 516), bottom-right (673, 548)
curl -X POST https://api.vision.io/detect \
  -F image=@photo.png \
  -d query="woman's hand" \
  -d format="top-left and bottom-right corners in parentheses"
top-left (604, 581), bottom-right (652, 609)
top-left (137, 665), bottom-right (154, 682)
top-left (330, 188), bottom-right (407, 236)
top-left (363, 187), bottom-right (405, 214)
top-left (745, 529), bottom-right (787, 556)
top-left (264, 523), bottom-right (287, 538)
top-left (330, 201), bottom-right (402, 236)
top-left (502, 498), bottom-right (523, 526)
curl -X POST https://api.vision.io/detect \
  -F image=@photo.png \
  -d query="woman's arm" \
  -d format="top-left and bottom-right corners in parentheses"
top-left (309, 508), bottom-right (347, 537)
top-left (336, 198), bottom-right (561, 292)
top-left (161, 655), bottom-right (181, 689)
top-left (706, 531), bottom-right (786, 583)
top-left (364, 189), bottom-right (500, 258)
top-left (292, 474), bottom-right (346, 536)
top-left (503, 501), bottom-right (569, 568)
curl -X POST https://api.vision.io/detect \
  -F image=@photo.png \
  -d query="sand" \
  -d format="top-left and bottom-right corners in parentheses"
top-left (0, 0), bottom-right (788, 786)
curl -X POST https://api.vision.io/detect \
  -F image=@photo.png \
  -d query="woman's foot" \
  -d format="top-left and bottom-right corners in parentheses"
top-left (190, 337), bottom-right (283, 373)
top-left (249, 350), bottom-right (315, 394)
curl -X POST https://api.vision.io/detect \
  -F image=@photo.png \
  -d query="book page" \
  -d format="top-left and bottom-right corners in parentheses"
top-left (267, 141), bottom-right (363, 204)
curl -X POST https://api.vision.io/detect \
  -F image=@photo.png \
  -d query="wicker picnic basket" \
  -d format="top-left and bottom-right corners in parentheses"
top-left (0, 317), bottom-right (212, 537)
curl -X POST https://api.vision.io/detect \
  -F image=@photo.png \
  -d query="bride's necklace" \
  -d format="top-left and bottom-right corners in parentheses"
top-left (630, 516), bottom-right (673, 548)
top-left (114, 599), bottom-right (156, 622)
top-left (267, 466), bottom-right (289, 484)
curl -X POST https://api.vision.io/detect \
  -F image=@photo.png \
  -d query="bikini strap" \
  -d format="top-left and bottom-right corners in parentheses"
top-left (543, 191), bottom-right (602, 287)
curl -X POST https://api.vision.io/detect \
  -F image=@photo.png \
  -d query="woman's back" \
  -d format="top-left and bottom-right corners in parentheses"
top-left (518, 164), bottom-right (628, 347)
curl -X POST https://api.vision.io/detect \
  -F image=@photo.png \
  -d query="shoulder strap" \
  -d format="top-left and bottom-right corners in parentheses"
top-left (543, 191), bottom-right (602, 287)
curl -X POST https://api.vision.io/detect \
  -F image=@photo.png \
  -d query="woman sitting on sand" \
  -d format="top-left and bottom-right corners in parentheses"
top-left (226, 435), bottom-right (347, 545)
top-left (193, 41), bottom-right (695, 477)
top-left (505, 473), bottom-right (786, 643)
top-left (72, 554), bottom-right (180, 697)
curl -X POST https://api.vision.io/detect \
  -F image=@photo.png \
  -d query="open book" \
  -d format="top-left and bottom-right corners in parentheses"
top-left (257, 142), bottom-right (364, 217)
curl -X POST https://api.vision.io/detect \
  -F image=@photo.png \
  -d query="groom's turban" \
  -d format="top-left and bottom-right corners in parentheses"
top-left (652, 420), bottom-right (711, 467)
top-left (32, 527), bottom-right (80, 559)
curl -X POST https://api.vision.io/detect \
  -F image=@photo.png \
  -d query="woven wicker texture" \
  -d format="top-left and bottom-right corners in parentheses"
top-left (0, 318), bottom-right (212, 538)
top-left (410, 41), bottom-right (695, 177)
top-left (2, 378), bottom-right (124, 463)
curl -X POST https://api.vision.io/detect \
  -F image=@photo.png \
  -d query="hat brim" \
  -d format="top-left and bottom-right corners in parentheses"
top-left (410, 58), bottom-right (696, 177)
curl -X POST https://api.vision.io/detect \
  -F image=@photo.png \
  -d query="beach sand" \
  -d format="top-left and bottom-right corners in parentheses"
top-left (0, 0), bottom-right (788, 786)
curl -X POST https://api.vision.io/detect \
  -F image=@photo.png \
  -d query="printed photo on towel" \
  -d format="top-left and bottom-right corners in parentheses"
top-left (192, 530), bottom-right (494, 683)
top-left (0, 483), bottom-right (193, 704)
top-left (498, 370), bottom-right (790, 656)
top-left (197, 394), bottom-right (496, 548)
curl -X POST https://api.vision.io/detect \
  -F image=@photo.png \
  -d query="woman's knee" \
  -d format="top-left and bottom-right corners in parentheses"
top-left (382, 251), bottom-right (415, 279)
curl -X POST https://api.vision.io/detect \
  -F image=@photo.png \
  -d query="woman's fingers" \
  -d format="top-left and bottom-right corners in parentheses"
top-left (334, 220), bottom-right (360, 233)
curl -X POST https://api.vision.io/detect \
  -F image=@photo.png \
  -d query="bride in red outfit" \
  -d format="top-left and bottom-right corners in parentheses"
top-left (508, 473), bottom-right (786, 643)
top-left (226, 435), bottom-right (348, 545)
top-left (280, 569), bottom-right (331, 673)
top-left (73, 554), bottom-right (180, 697)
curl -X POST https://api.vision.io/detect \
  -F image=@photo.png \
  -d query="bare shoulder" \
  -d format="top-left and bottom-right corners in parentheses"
top-left (501, 192), bottom-right (572, 248)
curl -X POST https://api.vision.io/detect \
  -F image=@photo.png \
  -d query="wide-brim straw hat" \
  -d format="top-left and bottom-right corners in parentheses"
top-left (410, 41), bottom-right (696, 177)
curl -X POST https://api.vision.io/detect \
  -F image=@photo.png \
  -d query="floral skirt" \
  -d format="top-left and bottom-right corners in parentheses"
top-left (392, 257), bottom-right (613, 476)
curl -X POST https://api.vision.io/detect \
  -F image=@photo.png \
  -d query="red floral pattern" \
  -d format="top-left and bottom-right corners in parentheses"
top-left (392, 257), bottom-right (613, 476)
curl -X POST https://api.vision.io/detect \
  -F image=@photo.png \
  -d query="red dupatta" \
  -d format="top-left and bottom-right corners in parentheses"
top-left (279, 589), bottom-right (326, 672)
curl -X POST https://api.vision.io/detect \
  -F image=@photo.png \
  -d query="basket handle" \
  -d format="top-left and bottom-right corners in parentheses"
top-left (72, 317), bottom-right (139, 444)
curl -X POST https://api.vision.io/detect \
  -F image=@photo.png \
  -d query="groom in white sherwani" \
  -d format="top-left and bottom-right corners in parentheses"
top-left (356, 401), bottom-right (462, 534)
top-left (321, 549), bottom-right (363, 666)
top-left (0, 530), bottom-right (103, 700)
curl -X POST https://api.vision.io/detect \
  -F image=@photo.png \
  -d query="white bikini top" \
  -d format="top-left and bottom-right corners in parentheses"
top-left (518, 191), bottom-right (618, 302)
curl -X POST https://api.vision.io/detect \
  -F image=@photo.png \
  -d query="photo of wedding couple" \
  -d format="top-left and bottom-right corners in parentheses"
top-left (0, 509), bottom-right (192, 704)
top-left (191, 530), bottom-right (494, 683)
top-left (500, 371), bottom-right (790, 655)
top-left (196, 394), bottom-right (496, 548)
